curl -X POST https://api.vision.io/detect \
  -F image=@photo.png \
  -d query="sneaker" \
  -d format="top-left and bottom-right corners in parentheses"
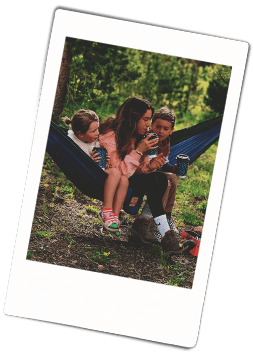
top-left (167, 215), bottom-right (179, 234)
top-left (98, 211), bottom-right (119, 233)
top-left (161, 229), bottom-right (188, 257)
top-left (149, 218), bottom-right (162, 243)
top-left (130, 216), bottom-right (158, 244)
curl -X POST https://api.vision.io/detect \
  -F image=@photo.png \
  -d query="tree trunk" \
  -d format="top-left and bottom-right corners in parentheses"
top-left (52, 41), bottom-right (72, 123)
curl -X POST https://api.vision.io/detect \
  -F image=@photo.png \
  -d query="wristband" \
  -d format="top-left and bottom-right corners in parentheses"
top-left (134, 149), bottom-right (143, 157)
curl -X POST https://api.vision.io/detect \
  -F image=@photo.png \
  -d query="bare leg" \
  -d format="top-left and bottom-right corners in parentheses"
top-left (112, 175), bottom-right (129, 216)
top-left (103, 168), bottom-right (121, 209)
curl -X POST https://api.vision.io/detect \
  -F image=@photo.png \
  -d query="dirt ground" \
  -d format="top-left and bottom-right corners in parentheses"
top-left (26, 157), bottom-right (198, 289)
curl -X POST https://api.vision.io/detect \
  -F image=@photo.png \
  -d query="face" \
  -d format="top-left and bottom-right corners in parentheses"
top-left (77, 121), bottom-right (99, 143)
top-left (151, 118), bottom-right (174, 141)
top-left (136, 109), bottom-right (152, 135)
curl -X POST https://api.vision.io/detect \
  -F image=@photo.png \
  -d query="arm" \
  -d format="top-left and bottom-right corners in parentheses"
top-left (161, 157), bottom-right (177, 173)
top-left (99, 131), bottom-right (142, 178)
top-left (136, 153), bottom-right (167, 174)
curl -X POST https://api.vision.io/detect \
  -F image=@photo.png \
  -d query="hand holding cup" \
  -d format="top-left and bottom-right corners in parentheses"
top-left (91, 150), bottom-right (102, 163)
top-left (136, 133), bottom-right (159, 154)
top-left (92, 147), bottom-right (107, 170)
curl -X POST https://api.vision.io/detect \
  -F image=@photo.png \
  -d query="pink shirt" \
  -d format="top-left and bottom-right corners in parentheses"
top-left (99, 130), bottom-right (151, 178)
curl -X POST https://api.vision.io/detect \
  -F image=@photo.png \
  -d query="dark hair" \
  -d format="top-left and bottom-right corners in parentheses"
top-left (62, 109), bottom-right (99, 135)
top-left (152, 106), bottom-right (176, 129)
top-left (99, 97), bottom-right (154, 158)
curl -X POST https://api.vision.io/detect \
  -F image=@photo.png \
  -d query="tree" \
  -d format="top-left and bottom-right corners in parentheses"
top-left (62, 38), bottom-right (142, 119)
top-left (52, 40), bottom-right (73, 123)
top-left (204, 65), bottom-right (231, 114)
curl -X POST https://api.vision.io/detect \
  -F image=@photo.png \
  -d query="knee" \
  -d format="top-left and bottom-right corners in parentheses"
top-left (148, 171), bottom-right (167, 192)
top-left (166, 172), bottom-right (178, 187)
top-left (170, 174), bottom-right (178, 188)
top-left (106, 167), bottom-right (121, 178)
top-left (120, 175), bottom-right (129, 188)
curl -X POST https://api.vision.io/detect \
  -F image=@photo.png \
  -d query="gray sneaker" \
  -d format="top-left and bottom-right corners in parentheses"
top-left (167, 215), bottom-right (179, 234)
top-left (149, 218), bottom-right (162, 242)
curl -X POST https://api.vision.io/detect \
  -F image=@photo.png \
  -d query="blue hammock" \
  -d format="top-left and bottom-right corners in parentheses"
top-left (169, 123), bottom-right (221, 166)
top-left (46, 116), bottom-right (222, 215)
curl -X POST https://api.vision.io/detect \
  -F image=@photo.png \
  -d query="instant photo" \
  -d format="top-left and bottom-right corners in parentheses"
top-left (4, 10), bottom-right (248, 348)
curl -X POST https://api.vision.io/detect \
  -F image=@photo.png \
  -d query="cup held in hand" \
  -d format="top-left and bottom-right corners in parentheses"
top-left (176, 154), bottom-right (190, 178)
top-left (143, 132), bottom-right (158, 160)
top-left (92, 147), bottom-right (107, 170)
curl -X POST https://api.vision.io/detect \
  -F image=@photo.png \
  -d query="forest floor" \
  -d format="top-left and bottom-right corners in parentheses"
top-left (26, 154), bottom-right (199, 289)
top-left (27, 189), bottom-right (198, 289)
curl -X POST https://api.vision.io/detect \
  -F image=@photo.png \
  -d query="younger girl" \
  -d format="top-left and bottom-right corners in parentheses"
top-left (63, 109), bottom-right (128, 233)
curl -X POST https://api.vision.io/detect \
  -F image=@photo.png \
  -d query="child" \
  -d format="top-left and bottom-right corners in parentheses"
top-left (152, 106), bottom-right (179, 233)
top-left (99, 97), bottom-right (180, 245)
top-left (132, 106), bottom-right (179, 242)
top-left (63, 109), bottom-right (128, 233)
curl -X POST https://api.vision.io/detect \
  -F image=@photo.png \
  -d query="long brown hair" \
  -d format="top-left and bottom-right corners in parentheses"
top-left (99, 97), bottom-right (154, 158)
top-left (152, 106), bottom-right (176, 157)
top-left (62, 109), bottom-right (99, 135)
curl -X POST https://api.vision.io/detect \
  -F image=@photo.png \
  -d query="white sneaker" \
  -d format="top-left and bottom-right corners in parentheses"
top-left (167, 216), bottom-right (179, 234)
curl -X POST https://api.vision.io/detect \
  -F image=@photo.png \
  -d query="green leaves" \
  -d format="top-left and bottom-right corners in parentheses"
top-left (89, 247), bottom-right (116, 265)
top-left (35, 231), bottom-right (53, 239)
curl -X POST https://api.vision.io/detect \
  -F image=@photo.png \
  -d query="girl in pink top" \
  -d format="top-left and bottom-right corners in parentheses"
top-left (99, 97), bottom-right (165, 233)
top-left (99, 97), bottom-right (175, 243)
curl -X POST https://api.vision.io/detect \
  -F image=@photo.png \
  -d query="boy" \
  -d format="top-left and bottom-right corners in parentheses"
top-left (131, 106), bottom-right (179, 243)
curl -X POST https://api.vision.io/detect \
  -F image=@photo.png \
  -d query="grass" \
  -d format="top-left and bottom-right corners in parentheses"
top-left (86, 246), bottom-right (116, 265)
top-left (35, 231), bottom-right (53, 239)
top-left (27, 251), bottom-right (34, 259)
top-left (85, 205), bottom-right (99, 215)
top-left (157, 253), bottom-right (190, 286)
top-left (65, 235), bottom-right (73, 246)
top-left (173, 144), bottom-right (217, 228)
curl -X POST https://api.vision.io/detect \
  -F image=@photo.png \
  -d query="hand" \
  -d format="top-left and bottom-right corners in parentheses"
top-left (136, 134), bottom-right (159, 154)
top-left (106, 153), bottom-right (110, 162)
top-left (150, 153), bottom-right (166, 170)
top-left (90, 150), bottom-right (102, 163)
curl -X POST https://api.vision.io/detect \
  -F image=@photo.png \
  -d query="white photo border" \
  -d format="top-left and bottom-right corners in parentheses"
top-left (4, 9), bottom-right (248, 348)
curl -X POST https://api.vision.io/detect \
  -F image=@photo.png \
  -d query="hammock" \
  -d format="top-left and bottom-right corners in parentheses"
top-left (169, 115), bottom-right (222, 165)
top-left (46, 116), bottom-right (222, 215)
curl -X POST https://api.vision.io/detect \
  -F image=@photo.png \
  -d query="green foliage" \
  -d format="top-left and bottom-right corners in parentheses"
top-left (61, 185), bottom-right (74, 194)
top-left (85, 205), bottom-right (99, 214)
top-left (90, 247), bottom-right (116, 264)
top-left (65, 235), bottom-right (73, 246)
top-left (27, 251), bottom-right (34, 259)
top-left (63, 38), bottom-right (141, 120)
top-left (35, 231), bottom-right (53, 238)
top-left (158, 260), bottom-right (189, 286)
top-left (204, 65), bottom-right (231, 113)
top-left (167, 274), bottom-right (185, 287)
top-left (59, 38), bottom-right (230, 121)
top-left (197, 201), bottom-right (207, 214)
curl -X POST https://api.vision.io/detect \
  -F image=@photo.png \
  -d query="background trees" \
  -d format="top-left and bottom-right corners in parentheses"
top-left (52, 37), bottom-right (231, 125)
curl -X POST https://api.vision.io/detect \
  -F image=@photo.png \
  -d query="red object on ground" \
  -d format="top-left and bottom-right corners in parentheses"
top-left (181, 230), bottom-right (200, 256)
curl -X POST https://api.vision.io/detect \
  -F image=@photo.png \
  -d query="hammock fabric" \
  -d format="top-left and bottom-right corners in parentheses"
top-left (169, 115), bottom-right (222, 165)
top-left (46, 116), bottom-right (222, 215)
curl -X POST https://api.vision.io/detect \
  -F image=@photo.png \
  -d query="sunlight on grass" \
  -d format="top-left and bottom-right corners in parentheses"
top-left (174, 144), bottom-right (217, 227)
